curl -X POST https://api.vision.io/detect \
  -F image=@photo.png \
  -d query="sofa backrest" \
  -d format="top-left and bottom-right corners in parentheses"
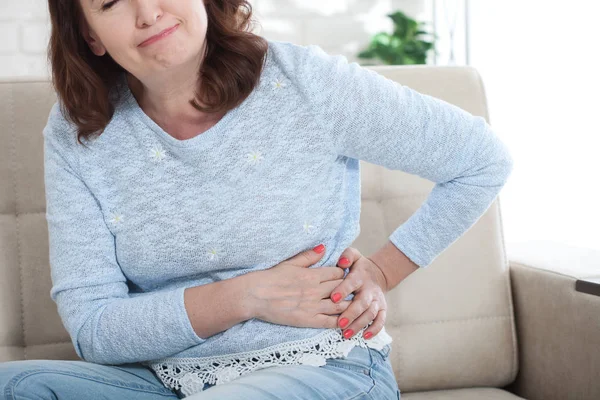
top-left (0, 66), bottom-right (517, 392)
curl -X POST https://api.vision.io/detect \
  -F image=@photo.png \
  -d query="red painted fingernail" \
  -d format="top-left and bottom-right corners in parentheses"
top-left (339, 318), bottom-right (349, 328)
top-left (339, 257), bottom-right (350, 266)
top-left (313, 244), bottom-right (325, 254)
top-left (364, 332), bottom-right (373, 339)
top-left (332, 293), bottom-right (342, 303)
top-left (343, 329), bottom-right (354, 339)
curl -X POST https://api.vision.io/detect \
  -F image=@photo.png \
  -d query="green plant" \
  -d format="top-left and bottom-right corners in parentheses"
top-left (357, 11), bottom-right (437, 65)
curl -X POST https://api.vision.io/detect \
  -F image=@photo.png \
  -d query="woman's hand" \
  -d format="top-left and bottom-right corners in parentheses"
top-left (330, 247), bottom-right (389, 341)
top-left (246, 244), bottom-right (354, 329)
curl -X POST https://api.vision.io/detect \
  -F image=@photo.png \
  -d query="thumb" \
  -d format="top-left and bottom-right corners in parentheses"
top-left (288, 243), bottom-right (326, 267)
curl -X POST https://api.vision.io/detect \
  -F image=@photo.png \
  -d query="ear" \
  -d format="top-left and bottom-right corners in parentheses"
top-left (80, 19), bottom-right (107, 56)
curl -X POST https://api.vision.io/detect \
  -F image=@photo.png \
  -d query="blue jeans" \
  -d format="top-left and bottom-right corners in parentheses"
top-left (1, 344), bottom-right (400, 399)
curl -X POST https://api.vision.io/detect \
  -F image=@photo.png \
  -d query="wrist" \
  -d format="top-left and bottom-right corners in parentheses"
top-left (369, 240), bottom-right (419, 291)
top-left (237, 272), bottom-right (260, 320)
top-left (368, 257), bottom-right (390, 293)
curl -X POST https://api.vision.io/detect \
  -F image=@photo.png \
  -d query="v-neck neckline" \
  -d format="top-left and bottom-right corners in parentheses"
top-left (119, 46), bottom-right (271, 149)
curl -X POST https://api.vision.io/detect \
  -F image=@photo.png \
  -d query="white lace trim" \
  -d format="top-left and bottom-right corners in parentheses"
top-left (144, 326), bottom-right (393, 398)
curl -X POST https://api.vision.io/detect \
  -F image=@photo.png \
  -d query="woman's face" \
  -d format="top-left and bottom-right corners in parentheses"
top-left (78, 0), bottom-right (208, 80)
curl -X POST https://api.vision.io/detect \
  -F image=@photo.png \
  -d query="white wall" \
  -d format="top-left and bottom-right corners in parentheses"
top-left (468, 1), bottom-right (600, 253)
top-left (0, 0), bottom-right (427, 78)
top-left (0, 0), bottom-right (52, 77)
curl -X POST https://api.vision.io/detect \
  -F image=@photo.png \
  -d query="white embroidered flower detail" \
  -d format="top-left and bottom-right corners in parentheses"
top-left (298, 353), bottom-right (327, 367)
top-left (206, 247), bottom-right (220, 261)
top-left (246, 150), bottom-right (264, 165)
top-left (335, 340), bottom-right (356, 357)
top-left (303, 220), bottom-right (316, 234)
top-left (179, 372), bottom-right (205, 396)
top-left (109, 212), bottom-right (124, 224)
top-left (149, 144), bottom-right (167, 162)
top-left (272, 78), bottom-right (287, 89)
top-left (215, 366), bottom-right (241, 384)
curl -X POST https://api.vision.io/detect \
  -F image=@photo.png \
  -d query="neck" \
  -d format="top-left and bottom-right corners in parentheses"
top-left (126, 44), bottom-right (210, 126)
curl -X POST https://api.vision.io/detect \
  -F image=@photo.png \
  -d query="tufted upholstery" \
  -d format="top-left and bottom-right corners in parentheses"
top-left (1, 67), bottom-right (597, 399)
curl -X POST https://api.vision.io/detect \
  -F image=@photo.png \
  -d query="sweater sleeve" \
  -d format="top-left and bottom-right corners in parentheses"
top-left (300, 45), bottom-right (514, 268)
top-left (43, 103), bottom-right (205, 365)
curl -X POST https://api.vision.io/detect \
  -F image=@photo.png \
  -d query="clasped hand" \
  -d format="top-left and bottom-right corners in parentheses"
top-left (247, 244), bottom-right (388, 342)
top-left (330, 246), bottom-right (388, 341)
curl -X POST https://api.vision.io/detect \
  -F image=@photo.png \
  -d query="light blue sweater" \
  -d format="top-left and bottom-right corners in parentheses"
top-left (43, 39), bottom-right (514, 396)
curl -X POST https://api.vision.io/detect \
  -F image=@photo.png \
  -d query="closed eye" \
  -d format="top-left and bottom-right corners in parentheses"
top-left (102, 0), bottom-right (119, 10)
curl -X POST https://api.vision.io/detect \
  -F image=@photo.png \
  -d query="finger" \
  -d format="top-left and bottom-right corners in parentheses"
top-left (336, 247), bottom-right (358, 269)
top-left (342, 300), bottom-right (380, 340)
top-left (336, 293), bottom-right (371, 332)
top-left (316, 265), bottom-right (346, 283)
top-left (286, 244), bottom-right (327, 267)
top-left (314, 314), bottom-right (344, 329)
top-left (318, 279), bottom-right (345, 298)
top-left (318, 299), bottom-right (352, 315)
top-left (330, 272), bottom-right (363, 303)
top-left (363, 308), bottom-right (387, 340)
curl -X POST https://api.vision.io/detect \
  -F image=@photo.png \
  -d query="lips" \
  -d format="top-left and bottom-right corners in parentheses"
top-left (138, 24), bottom-right (180, 47)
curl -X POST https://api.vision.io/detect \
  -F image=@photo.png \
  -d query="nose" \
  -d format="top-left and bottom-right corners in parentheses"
top-left (136, 0), bottom-right (163, 28)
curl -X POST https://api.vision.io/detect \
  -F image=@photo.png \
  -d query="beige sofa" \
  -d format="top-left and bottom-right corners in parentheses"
top-left (1, 66), bottom-right (598, 400)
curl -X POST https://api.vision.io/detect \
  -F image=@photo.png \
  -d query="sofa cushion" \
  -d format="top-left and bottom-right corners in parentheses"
top-left (402, 387), bottom-right (525, 399)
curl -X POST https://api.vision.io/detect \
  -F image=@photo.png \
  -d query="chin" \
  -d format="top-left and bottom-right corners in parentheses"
top-left (144, 53), bottom-right (193, 70)
top-left (146, 42), bottom-right (201, 65)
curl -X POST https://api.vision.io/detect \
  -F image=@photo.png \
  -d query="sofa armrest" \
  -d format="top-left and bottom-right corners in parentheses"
top-left (503, 240), bottom-right (600, 400)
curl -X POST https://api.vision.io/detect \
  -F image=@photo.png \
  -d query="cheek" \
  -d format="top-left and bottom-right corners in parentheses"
top-left (98, 25), bottom-right (124, 47)
top-left (183, 3), bottom-right (208, 34)
top-left (98, 25), bottom-right (136, 59)
top-left (175, 22), bottom-right (207, 53)
top-left (99, 43), bottom-right (138, 74)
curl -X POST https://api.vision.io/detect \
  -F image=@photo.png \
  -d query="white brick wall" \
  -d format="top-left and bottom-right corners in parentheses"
top-left (0, 0), bottom-right (426, 78)
top-left (0, 0), bottom-right (51, 77)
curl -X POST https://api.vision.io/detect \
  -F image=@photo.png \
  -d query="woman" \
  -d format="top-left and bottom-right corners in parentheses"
top-left (0, 0), bottom-right (514, 399)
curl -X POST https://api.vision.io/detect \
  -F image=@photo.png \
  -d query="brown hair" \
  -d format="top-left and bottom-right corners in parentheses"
top-left (47, 0), bottom-right (268, 146)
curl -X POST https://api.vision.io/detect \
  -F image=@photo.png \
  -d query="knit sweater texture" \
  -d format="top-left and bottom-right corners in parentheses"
top-left (43, 39), bottom-right (514, 397)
